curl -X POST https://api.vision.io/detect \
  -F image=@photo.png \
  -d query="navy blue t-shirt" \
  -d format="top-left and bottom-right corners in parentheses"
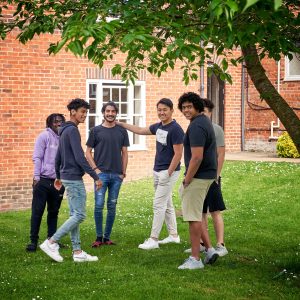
top-left (149, 120), bottom-right (184, 171)
top-left (184, 114), bottom-right (217, 179)
top-left (86, 124), bottom-right (129, 174)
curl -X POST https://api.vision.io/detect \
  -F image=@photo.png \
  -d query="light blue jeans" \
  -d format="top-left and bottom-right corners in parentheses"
top-left (94, 173), bottom-right (123, 240)
top-left (52, 180), bottom-right (86, 251)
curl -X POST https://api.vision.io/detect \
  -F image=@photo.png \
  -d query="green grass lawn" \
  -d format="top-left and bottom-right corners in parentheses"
top-left (1, 161), bottom-right (300, 299)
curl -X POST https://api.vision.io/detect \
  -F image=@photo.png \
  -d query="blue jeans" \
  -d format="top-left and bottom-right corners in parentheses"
top-left (52, 180), bottom-right (86, 251)
top-left (94, 173), bottom-right (123, 240)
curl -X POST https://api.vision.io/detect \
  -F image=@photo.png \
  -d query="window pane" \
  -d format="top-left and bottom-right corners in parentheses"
top-left (89, 116), bottom-right (96, 130)
top-left (89, 84), bottom-right (97, 98)
top-left (89, 100), bottom-right (96, 114)
top-left (121, 88), bottom-right (127, 102)
top-left (112, 88), bottom-right (119, 102)
top-left (134, 100), bottom-right (141, 114)
top-left (134, 86), bottom-right (141, 99)
top-left (133, 133), bottom-right (140, 144)
top-left (134, 116), bottom-right (142, 126)
top-left (289, 54), bottom-right (300, 76)
top-left (103, 88), bottom-right (110, 102)
top-left (121, 103), bottom-right (128, 115)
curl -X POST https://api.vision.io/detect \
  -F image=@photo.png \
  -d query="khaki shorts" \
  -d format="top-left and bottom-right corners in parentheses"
top-left (179, 179), bottom-right (214, 221)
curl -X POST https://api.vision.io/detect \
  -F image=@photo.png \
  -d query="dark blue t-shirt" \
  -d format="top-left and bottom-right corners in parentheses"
top-left (86, 124), bottom-right (129, 174)
top-left (149, 120), bottom-right (184, 171)
top-left (184, 114), bottom-right (217, 179)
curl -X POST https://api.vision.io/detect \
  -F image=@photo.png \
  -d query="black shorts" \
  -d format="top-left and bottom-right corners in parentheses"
top-left (202, 178), bottom-right (226, 213)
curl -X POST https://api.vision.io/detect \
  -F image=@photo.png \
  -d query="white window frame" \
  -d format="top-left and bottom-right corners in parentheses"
top-left (86, 79), bottom-right (147, 151)
top-left (284, 54), bottom-right (300, 81)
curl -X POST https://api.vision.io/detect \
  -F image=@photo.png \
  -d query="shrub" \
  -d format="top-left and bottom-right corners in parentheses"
top-left (276, 132), bottom-right (300, 158)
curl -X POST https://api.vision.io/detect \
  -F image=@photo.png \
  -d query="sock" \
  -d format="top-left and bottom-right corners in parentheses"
top-left (96, 236), bottom-right (103, 242)
top-left (103, 237), bottom-right (109, 242)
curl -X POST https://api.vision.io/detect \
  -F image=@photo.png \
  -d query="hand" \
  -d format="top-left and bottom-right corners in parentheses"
top-left (95, 179), bottom-right (102, 191)
top-left (54, 179), bottom-right (63, 191)
top-left (32, 179), bottom-right (39, 188)
top-left (119, 173), bottom-right (126, 180)
top-left (182, 179), bottom-right (190, 188)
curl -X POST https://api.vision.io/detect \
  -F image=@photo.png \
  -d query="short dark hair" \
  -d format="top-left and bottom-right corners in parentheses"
top-left (67, 98), bottom-right (90, 111)
top-left (156, 98), bottom-right (173, 109)
top-left (202, 98), bottom-right (214, 112)
top-left (178, 92), bottom-right (204, 112)
top-left (101, 101), bottom-right (119, 114)
top-left (46, 113), bottom-right (65, 128)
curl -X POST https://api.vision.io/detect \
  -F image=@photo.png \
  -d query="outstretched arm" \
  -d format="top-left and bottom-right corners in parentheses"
top-left (117, 121), bottom-right (152, 135)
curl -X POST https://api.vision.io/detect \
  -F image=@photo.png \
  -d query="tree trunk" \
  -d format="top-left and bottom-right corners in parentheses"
top-left (242, 44), bottom-right (300, 154)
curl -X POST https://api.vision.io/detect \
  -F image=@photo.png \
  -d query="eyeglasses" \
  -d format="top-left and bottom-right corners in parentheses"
top-left (53, 119), bottom-right (64, 124)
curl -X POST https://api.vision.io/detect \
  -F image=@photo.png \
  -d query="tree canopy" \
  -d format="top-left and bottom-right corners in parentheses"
top-left (1, 0), bottom-right (300, 152)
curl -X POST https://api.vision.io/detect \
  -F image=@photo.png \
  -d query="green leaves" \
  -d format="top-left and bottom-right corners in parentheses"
top-left (1, 0), bottom-right (298, 85)
top-left (243, 0), bottom-right (260, 12)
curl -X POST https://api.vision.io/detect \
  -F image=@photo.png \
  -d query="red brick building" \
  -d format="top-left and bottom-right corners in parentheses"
top-left (1, 30), bottom-right (300, 211)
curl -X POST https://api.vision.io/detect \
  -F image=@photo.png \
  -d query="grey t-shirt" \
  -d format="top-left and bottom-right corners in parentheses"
top-left (213, 123), bottom-right (225, 147)
top-left (86, 124), bottom-right (129, 174)
top-left (184, 114), bottom-right (217, 179)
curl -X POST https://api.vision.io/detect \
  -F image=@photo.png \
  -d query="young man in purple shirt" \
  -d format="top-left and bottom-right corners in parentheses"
top-left (26, 113), bottom-right (66, 252)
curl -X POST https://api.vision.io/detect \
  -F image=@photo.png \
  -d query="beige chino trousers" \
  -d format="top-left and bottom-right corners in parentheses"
top-left (150, 170), bottom-right (180, 239)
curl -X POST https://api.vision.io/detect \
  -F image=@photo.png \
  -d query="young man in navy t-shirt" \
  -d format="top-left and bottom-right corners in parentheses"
top-left (178, 92), bottom-right (219, 270)
top-left (118, 98), bottom-right (184, 250)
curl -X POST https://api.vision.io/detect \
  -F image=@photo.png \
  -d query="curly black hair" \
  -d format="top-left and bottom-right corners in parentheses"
top-left (202, 98), bottom-right (214, 112)
top-left (67, 98), bottom-right (90, 111)
top-left (177, 92), bottom-right (204, 113)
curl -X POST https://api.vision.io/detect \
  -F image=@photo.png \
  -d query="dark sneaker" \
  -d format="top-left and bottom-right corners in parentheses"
top-left (91, 241), bottom-right (103, 248)
top-left (103, 240), bottom-right (116, 245)
top-left (204, 248), bottom-right (219, 265)
top-left (26, 242), bottom-right (37, 252)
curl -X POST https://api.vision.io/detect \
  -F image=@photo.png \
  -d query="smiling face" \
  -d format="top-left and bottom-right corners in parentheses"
top-left (157, 103), bottom-right (173, 125)
top-left (70, 107), bottom-right (88, 125)
top-left (103, 105), bottom-right (117, 124)
top-left (181, 101), bottom-right (199, 121)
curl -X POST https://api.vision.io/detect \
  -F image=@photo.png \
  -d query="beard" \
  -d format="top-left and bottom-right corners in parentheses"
top-left (104, 115), bottom-right (116, 123)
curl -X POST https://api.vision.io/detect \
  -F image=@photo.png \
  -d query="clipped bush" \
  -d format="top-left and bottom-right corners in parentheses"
top-left (276, 132), bottom-right (300, 158)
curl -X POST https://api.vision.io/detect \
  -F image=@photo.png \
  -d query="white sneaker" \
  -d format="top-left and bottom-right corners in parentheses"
top-left (73, 250), bottom-right (99, 262)
top-left (158, 235), bottom-right (180, 244)
top-left (215, 243), bottom-right (228, 257)
top-left (184, 244), bottom-right (206, 253)
top-left (178, 256), bottom-right (204, 270)
top-left (204, 248), bottom-right (219, 265)
top-left (138, 238), bottom-right (159, 250)
top-left (40, 239), bottom-right (63, 262)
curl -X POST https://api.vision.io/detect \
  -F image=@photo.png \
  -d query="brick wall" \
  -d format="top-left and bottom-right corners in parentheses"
top-left (2, 28), bottom-right (299, 211)
top-left (0, 31), bottom-right (195, 211)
